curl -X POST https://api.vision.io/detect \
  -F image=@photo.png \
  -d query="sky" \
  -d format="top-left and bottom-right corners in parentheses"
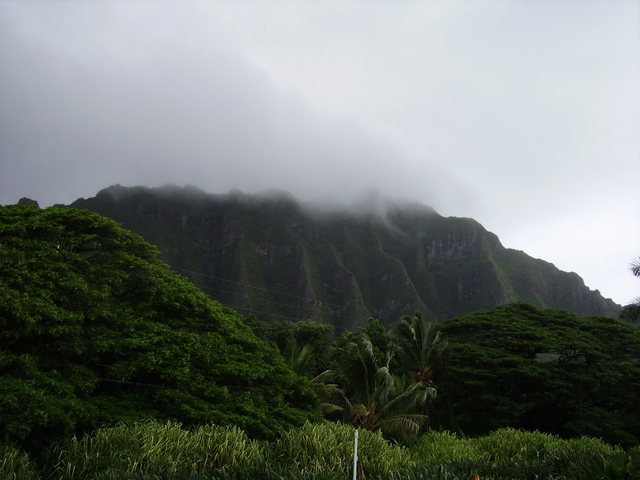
top-left (1, 1), bottom-right (638, 306)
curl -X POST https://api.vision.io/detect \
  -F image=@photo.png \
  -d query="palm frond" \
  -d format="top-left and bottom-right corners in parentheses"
top-left (295, 343), bottom-right (315, 376)
top-left (389, 311), bottom-right (447, 387)
top-left (620, 302), bottom-right (640, 324)
top-left (631, 257), bottom-right (640, 277)
top-left (311, 369), bottom-right (334, 384)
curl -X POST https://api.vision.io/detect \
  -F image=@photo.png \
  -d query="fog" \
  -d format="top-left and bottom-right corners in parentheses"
top-left (1, 1), bottom-right (638, 305)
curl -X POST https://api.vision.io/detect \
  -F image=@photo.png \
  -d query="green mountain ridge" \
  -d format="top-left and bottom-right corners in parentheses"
top-left (67, 184), bottom-right (620, 327)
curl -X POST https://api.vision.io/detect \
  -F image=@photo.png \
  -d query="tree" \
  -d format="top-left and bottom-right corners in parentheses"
top-left (389, 312), bottom-right (447, 389)
top-left (0, 205), bottom-right (319, 449)
top-left (243, 317), bottom-right (334, 379)
top-left (333, 333), bottom-right (434, 440)
top-left (432, 303), bottom-right (640, 447)
top-left (620, 257), bottom-right (640, 324)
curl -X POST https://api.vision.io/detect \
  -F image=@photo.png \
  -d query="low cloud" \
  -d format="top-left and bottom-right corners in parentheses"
top-left (0, 2), bottom-right (475, 213)
top-left (0, 1), bottom-right (638, 305)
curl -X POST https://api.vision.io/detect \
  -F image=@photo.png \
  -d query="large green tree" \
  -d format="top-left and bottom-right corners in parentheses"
top-left (0, 205), bottom-right (319, 448)
top-left (432, 303), bottom-right (640, 447)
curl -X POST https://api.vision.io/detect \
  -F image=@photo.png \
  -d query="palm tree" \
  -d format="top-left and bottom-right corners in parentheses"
top-left (335, 334), bottom-right (434, 439)
top-left (282, 338), bottom-right (344, 416)
top-left (620, 257), bottom-right (640, 324)
top-left (389, 312), bottom-right (447, 389)
top-left (282, 337), bottom-right (315, 377)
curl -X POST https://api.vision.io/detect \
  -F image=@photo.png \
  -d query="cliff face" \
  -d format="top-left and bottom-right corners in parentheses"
top-left (69, 185), bottom-right (621, 327)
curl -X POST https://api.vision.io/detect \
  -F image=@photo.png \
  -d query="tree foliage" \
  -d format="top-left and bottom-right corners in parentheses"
top-left (0, 205), bottom-right (319, 448)
top-left (432, 303), bottom-right (640, 447)
top-left (334, 334), bottom-right (434, 439)
top-left (620, 257), bottom-right (640, 325)
top-left (389, 312), bottom-right (447, 388)
top-left (243, 317), bottom-right (334, 380)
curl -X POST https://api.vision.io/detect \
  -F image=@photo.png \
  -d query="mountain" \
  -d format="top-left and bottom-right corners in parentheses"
top-left (67, 184), bottom-right (620, 329)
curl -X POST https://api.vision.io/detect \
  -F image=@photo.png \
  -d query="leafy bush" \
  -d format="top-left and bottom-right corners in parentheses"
top-left (266, 422), bottom-right (412, 478)
top-left (411, 430), bottom-right (484, 464)
top-left (89, 459), bottom-right (344, 480)
top-left (406, 428), bottom-right (630, 480)
top-left (470, 427), bottom-right (560, 461)
top-left (14, 420), bottom-right (638, 480)
top-left (557, 435), bottom-right (623, 457)
top-left (45, 420), bottom-right (261, 479)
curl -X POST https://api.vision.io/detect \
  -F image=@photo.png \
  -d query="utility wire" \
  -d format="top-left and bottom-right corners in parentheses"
top-left (194, 283), bottom-right (326, 312)
top-left (193, 281), bottom-right (361, 321)
top-left (216, 301), bottom-right (354, 331)
top-left (171, 266), bottom-right (353, 309)
top-left (168, 266), bottom-right (362, 327)
top-left (191, 281), bottom-right (360, 329)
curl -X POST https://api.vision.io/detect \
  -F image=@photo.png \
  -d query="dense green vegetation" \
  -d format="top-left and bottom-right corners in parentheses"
top-left (2, 203), bottom-right (640, 479)
top-left (2, 421), bottom-right (639, 480)
top-left (243, 303), bottom-right (640, 448)
top-left (431, 303), bottom-right (640, 447)
top-left (0, 205), bottom-right (318, 449)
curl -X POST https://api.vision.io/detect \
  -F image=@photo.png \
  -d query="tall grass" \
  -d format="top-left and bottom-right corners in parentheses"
top-left (45, 420), bottom-right (261, 480)
top-left (411, 427), bottom-right (626, 480)
top-left (266, 421), bottom-right (413, 478)
top-left (471, 428), bottom-right (561, 461)
top-left (0, 442), bottom-right (39, 480)
top-left (411, 430), bottom-right (485, 464)
top-left (10, 420), bottom-right (637, 480)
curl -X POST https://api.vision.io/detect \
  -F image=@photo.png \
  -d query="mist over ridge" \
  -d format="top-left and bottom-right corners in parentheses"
top-left (94, 183), bottom-right (440, 220)
top-left (64, 183), bottom-right (621, 328)
top-left (1, 1), bottom-right (637, 306)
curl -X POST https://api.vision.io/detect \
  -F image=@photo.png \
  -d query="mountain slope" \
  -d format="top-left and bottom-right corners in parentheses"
top-left (69, 185), bottom-right (620, 327)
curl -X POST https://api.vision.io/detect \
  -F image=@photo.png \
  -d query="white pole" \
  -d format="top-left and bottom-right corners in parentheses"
top-left (353, 428), bottom-right (359, 480)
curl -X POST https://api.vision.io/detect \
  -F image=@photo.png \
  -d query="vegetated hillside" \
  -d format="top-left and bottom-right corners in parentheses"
top-left (68, 185), bottom-right (620, 328)
top-left (0, 205), bottom-right (318, 447)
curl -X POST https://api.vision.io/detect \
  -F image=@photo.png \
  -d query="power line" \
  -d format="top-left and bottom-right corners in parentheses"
top-left (214, 300), bottom-right (354, 331)
top-left (168, 266), bottom-right (362, 327)
top-left (191, 281), bottom-right (361, 328)
top-left (195, 283), bottom-right (324, 312)
top-left (171, 266), bottom-right (353, 309)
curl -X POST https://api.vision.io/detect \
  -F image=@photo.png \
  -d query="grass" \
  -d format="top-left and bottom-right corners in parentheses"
top-left (44, 420), bottom-right (261, 480)
top-left (266, 421), bottom-right (411, 478)
top-left (0, 442), bottom-right (39, 480)
top-left (2, 421), bottom-right (637, 480)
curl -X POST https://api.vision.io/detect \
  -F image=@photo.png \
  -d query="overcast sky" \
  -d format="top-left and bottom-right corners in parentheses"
top-left (1, 1), bottom-right (638, 306)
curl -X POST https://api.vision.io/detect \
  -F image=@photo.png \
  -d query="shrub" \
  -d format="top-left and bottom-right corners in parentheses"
top-left (557, 435), bottom-right (623, 457)
top-left (266, 422), bottom-right (412, 478)
top-left (45, 420), bottom-right (261, 479)
top-left (411, 430), bottom-right (484, 465)
top-left (470, 427), bottom-right (560, 461)
top-left (402, 428), bottom-right (629, 480)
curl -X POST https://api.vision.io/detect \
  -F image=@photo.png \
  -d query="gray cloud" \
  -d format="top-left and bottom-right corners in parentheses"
top-left (0, 1), bottom-right (638, 305)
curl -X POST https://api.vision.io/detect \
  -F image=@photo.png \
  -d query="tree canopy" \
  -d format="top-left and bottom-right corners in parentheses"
top-left (432, 303), bottom-right (640, 447)
top-left (0, 205), bottom-right (319, 448)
